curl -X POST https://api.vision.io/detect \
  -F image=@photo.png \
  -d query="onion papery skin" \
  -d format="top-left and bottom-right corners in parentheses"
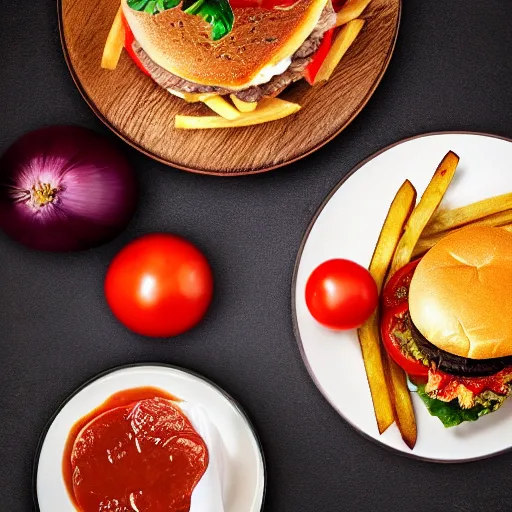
top-left (0, 126), bottom-right (137, 252)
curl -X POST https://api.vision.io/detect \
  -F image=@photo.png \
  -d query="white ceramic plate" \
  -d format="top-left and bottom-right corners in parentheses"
top-left (34, 364), bottom-right (266, 510)
top-left (292, 132), bottom-right (512, 462)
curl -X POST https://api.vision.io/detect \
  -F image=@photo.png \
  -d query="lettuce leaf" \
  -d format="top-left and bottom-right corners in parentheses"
top-left (184, 0), bottom-right (234, 40)
top-left (127, 0), bottom-right (180, 15)
top-left (416, 384), bottom-right (495, 428)
top-left (393, 327), bottom-right (430, 367)
top-left (128, 0), bottom-right (234, 40)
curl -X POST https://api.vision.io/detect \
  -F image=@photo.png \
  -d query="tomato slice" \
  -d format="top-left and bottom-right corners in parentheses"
top-left (380, 302), bottom-right (428, 378)
top-left (304, 28), bottom-right (335, 85)
top-left (380, 258), bottom-right (428, 378)
top-left (121, 13), bottom-right (151, 77)
top-left (382, 258), bottom-right (420, 309)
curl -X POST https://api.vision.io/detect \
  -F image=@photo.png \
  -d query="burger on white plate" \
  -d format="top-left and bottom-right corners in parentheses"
top-left (380, 226), bottom-right (512, 427)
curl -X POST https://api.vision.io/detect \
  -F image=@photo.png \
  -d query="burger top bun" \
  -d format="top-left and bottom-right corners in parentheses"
top-left (409, 226), bottom-right (512, 360)
top-left (121, 0), bottom-right (328, 89)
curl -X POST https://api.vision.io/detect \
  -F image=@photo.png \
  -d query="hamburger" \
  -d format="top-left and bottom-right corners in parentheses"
top-left (119, 0), bottom-right (338, 104)
top-left (381, 225), bottom-right (512, 427)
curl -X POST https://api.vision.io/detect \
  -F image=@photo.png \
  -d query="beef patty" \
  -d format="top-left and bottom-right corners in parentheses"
top-left (132, 3), bottom-right (337, 103)
top-left (409, 316), bottom-right (512, 377)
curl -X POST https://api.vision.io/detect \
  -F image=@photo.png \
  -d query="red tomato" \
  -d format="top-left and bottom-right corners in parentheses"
top-left (305, 259), bottom-right (378, 330)
top-left (380, 259), bottom-right (428, 378)
top-left (380, 302), bottom-right (428, 378)
top-left (105, 234), bottom-right (214, 338)
top-left (382, 259), bottom-right (420, 309)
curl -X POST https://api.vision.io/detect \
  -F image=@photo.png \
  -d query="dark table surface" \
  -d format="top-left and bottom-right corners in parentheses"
top-left (2, 1), bottom-right (512, 511)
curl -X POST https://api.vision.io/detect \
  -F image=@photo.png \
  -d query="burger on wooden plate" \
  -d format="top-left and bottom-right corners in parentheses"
top-left (101, 0), bottom-right (371, 128)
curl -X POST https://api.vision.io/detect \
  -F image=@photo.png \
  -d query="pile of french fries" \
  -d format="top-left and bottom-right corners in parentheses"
top-left (100, 0), bottom-right (372, 129)
top-left (357, 152), bottom-right (457, 448)
top-left (413, 193), bottom-right (512, 258)
top-left (358, 151), bottom-right (512, 448)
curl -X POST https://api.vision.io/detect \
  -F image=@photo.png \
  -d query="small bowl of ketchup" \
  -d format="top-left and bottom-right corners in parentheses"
top-left (34, 364), bottom-right (266, 512)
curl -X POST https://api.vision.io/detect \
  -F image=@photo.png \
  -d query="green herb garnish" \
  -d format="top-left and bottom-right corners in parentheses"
top-left (127, 0), bottom-right (180, 15)
top-left (184, 0), bottom-right (234, 40)
top-left (128, 0), bottom-right (234, 40)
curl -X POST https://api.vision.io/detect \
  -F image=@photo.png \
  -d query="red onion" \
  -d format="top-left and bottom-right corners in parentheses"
top-left (0, 126), bottom-right (137, 251)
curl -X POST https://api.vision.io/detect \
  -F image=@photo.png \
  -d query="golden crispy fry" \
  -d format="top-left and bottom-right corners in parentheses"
top-left (358, 320), bottom-right (394, 433)
top-left (412, 208), bottom-right (512, 258)
top-left (386, 355), bottom-right (417, 449)
top-left (101, 7), bottom-right (125, 70)
top-left (368, 181), bottom-right (417, 290)
top-left (336, 0), bottom-right (373, 26)
top-left (383, 152), bottom-right (459, 449)
top-left (422, 192), bottom-right (512, 237)
top-left (387, 151), bottom-right (459, 278)
top-left (202, 96), bottom-right (241, 120)
top-left (358, 180), bottom-right (416, 434)
top-left (230, 95), bottom-right (258, 113)
top-left (313, 19), bottom-right (365, 84)
top-left (175, 98), bottom-right (301, 129)
top-left (167, 90), bottom-right (216, 103)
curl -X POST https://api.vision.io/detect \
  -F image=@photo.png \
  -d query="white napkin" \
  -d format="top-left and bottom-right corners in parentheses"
top-left (179, 402), bottom-right (228, 512)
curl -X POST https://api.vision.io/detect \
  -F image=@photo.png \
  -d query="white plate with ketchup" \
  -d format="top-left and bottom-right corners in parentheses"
top-left (292, 132), bottom-right (512, 462)
top-left (33, 363), bottom-right (266, 511)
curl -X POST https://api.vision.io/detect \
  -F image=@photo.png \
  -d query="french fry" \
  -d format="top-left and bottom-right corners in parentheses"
top-left (101, 7), bottom-right (125, 70)
top-left (336, 0), bottom-right (373, 27)
top-left (412, 208), bottom-right (512, 258)
top-left (386, 356), bottom-right (417, 449)
top-left (230, 95), bottom-right (258, 113)
top-left (175, 98), bottom-right (301, 129)
top-left (422, 192), bottom-right (512, 237)
top-left (202, 96), bottom-right (241, 120)
top-left (411, 232), bottom-right (445, 259)
top-left (314, 19), bottom-right (365, 84)
top-left (358, 180), bottom-right (417, 434)
top-left (387, 151), bottom-right (460, 279)
top-left (170, 90), bottom-right (257, 114)
top-left (383, 152), bottom-right (459, 449)
top-left (167, 89), bottom-right (216, 103)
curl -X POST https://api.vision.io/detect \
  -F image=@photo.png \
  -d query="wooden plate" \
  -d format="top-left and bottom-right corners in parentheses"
top-left (59, 0), bottom-right (401, 175)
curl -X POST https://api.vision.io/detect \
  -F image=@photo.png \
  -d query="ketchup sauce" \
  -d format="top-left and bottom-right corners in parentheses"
top-left (63, 387), bottom-right (209, 512)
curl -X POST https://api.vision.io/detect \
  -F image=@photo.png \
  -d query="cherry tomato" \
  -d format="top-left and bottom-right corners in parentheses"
top-left (380, 258), bottom-right (428, 378)
top-left (305, 259), bottom-right (378, 330)
top-left (105, 234), bottom-right (214, 338)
